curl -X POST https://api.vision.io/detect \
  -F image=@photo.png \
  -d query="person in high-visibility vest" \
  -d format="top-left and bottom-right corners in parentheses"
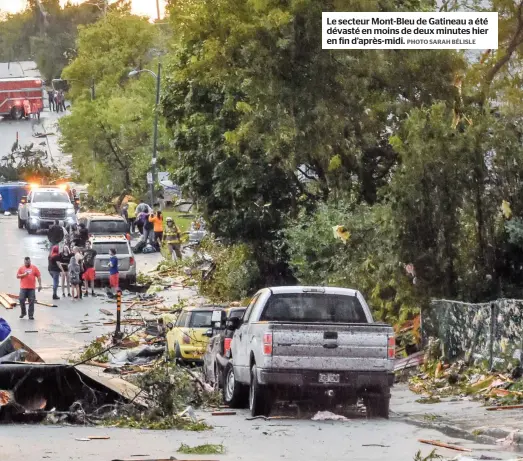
top-left (163, 217), bottom-right (182, 260)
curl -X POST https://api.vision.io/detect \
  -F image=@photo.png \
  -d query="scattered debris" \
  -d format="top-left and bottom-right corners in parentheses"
top-left (418, 440), bottom-right (472, 452)
top-left (88, 436), bottom-right (110, 440)
top-left (363, 444), bottom-right (390, 447)
top-left (486, 404), bottom-right (523, 411)
top-left (177, 443), bottom-right (225, 455)
top-left (414, 449), bottom-right (441, 461)
top-left (311, 411), bottom-right (348, 421)
top-left (211, 410), bottom-right (236, 416)
top-left (100, 309), bottom-right (114, 316)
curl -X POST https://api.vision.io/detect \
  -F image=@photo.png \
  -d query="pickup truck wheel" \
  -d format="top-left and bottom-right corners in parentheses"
top-left (249, 365), bottom-right (272, 417)
top-left (222, 363), bottom-right (247, 408)
top-left (27, 225), bottom-right (37, 235)
top-left (364, 395), bottom-right (390, 419)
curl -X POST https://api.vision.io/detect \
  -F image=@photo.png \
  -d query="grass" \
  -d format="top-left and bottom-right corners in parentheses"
top-left (162, 209), bottom-right (195, 234)
top-left (178, 443), bottom-right (225, 454)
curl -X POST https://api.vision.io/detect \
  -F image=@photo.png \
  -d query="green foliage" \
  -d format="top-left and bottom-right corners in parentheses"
top-left (0, 0), bottom-right (116, 81)
top-left (59, 11), bottom-right (169, 204)
top-left (198, 238), bottom-right (261, 302)
top-left (285, 201), bottom-right (421, 324)
top-left (178, 443), bottom-right (225, 454)
top-left (413, 449), bottom-right (442, 461)
top-left (162, 0), bottom-right (463, 286)
top-left (76, 335), bottom-right (110, 363)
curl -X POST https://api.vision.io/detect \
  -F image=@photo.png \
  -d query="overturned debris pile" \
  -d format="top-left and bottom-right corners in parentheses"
top-left (0, 363), bottom-right (126, 424)
top-left (408, 338), bottom-right (523, 408)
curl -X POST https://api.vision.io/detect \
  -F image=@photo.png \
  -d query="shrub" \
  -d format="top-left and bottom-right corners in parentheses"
top-left (198, 238), bottom-right (260, 302)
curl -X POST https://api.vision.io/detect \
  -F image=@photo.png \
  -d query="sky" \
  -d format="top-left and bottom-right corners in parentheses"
top-left (0, 0), bottom-right (166, 19)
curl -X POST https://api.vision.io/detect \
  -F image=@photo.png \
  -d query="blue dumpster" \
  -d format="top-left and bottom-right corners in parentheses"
top-left (0, 182), bottom-right (29, 212)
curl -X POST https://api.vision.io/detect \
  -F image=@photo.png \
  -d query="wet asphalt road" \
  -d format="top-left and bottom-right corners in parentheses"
top-left (0, 214), bottom-right (162, 362)
top-left (0, 213), bottom-right (520, 461)
top-left (0, 107), bottom-right (70, 174)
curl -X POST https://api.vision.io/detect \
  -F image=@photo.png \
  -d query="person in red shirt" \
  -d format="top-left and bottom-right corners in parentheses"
top-left (17, 257), bottom-right (42, 320)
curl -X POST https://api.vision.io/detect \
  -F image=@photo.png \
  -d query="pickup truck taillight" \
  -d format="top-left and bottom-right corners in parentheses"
top-left (387, 336), bottom-right (395, 359)
top-left (263, 333), bottom-right (273, 356)
top-left (183, 334), bottom-right (191, 344)
top-left (224, 338), bottom-right (232, 354)
top-left (129, 257), bottom-right (135, 266)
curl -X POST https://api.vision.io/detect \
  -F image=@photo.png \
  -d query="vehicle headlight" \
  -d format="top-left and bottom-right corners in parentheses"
top-left (30, 207), bottom-right (40, 216)
top-left (66, 208), bottom-right (75, 215)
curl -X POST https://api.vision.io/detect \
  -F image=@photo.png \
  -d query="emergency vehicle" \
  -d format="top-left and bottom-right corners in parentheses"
top-left (0, 77), bottom-right (44, 120)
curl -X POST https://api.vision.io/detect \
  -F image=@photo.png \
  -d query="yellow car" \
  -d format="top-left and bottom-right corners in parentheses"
top-left (165, 306), bottom-right (216, 365)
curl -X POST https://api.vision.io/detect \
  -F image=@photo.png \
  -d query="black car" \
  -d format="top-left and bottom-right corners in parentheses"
top-left (203, 307), bottom-right (246, 388)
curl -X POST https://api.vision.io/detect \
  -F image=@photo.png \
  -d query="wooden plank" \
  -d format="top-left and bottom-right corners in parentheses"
top-left (486, 404), bottom-right (523, 411)
top-left (418, 439), bottom-right (472, 452)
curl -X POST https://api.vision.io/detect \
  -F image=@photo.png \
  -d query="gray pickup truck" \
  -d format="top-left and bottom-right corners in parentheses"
top-left (222, 286), bottom-right (395, 418)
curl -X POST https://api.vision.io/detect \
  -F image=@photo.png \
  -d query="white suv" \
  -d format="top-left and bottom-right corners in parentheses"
top-left (18, 186), bottom-right (77, 234)
top-left (90, 235), bottom-right (137, 286)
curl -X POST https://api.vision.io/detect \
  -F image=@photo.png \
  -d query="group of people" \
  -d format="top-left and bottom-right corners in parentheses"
top-left (47, 89), bottom-right (67, 112)
top-left (47, 241), bottom-right (97, 301)
top-left (121, 201), bottom-right (183, 260)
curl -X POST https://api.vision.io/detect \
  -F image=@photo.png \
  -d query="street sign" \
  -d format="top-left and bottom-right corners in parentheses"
top-left (147, 172), bottom-right (169, 185)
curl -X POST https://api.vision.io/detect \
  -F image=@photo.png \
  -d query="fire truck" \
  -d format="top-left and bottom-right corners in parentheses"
top-left (0, 77), bottom-right (44, 120)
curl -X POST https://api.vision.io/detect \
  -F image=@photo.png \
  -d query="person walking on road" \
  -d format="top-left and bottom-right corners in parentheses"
top-left (58, 245), bottom-right (72, 297)
top-left (69, 249), bottom-right (82, 300)
top-left (47, 89), bottom-right (55, 112)
top-left (82, 241), bottom-right (97, 297)
top-left (143, 212), bottom-right (154, 246)
top-left (127, 200), bottom-right (137, 233)
top-left (164, 217), bottom-right (183, 261)
top-left (108, 248), bottom-right (119, 294)
top-left (17, 257), bottom-right (42, 320)
top-left (149, 210), bottom-right (164, 250)
top-left (48, 245), bottom-right (61, 300)
top-left (59, 90), bottom-right (66, 112)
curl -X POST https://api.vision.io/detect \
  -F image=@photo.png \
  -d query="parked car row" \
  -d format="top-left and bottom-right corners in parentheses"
top-left (166, 286), bottom-right (395, 419)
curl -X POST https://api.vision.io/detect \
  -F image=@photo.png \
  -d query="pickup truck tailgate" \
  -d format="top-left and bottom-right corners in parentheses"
top-left (270, 323), bottom-right (393, 372)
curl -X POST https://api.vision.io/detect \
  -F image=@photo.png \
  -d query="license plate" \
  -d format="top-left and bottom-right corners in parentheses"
top-left (319, 373), bottom-right (340, 384)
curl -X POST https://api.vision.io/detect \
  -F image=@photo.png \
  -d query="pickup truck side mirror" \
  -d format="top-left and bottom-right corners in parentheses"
top-left (226, 316), bottom-right (241, 330)
top-left (211, 309), bottom-right (226, 330)
top-left (204, 328), bottom-right (213, 338)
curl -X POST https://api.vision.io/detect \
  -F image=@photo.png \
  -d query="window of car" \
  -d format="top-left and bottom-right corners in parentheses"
top-left (189, 311), bottom-right (212, 328)
top-left (88, 220), bottom-right (128, 234)
top-left (176, 312), bottom-right (189, 327)
top-left (32, 191), bottom-right (71, 203)
top-left (242, 293), bottom-right (260, 324)
top-left (92, 242), bottom-right (130, 255)
top-left (259, 293), bottom-right (367, 323)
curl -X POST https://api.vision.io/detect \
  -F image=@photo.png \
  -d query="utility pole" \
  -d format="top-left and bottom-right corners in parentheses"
top-left (151, 62), bottom-right (161, 207)
top-left (156, 0), bottom-right (161, 21)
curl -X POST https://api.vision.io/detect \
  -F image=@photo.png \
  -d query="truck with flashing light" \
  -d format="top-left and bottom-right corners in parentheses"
top-left (18, 185), bottom-right (77, 234)
top-left (0, 77), bottom-right (44, 120)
